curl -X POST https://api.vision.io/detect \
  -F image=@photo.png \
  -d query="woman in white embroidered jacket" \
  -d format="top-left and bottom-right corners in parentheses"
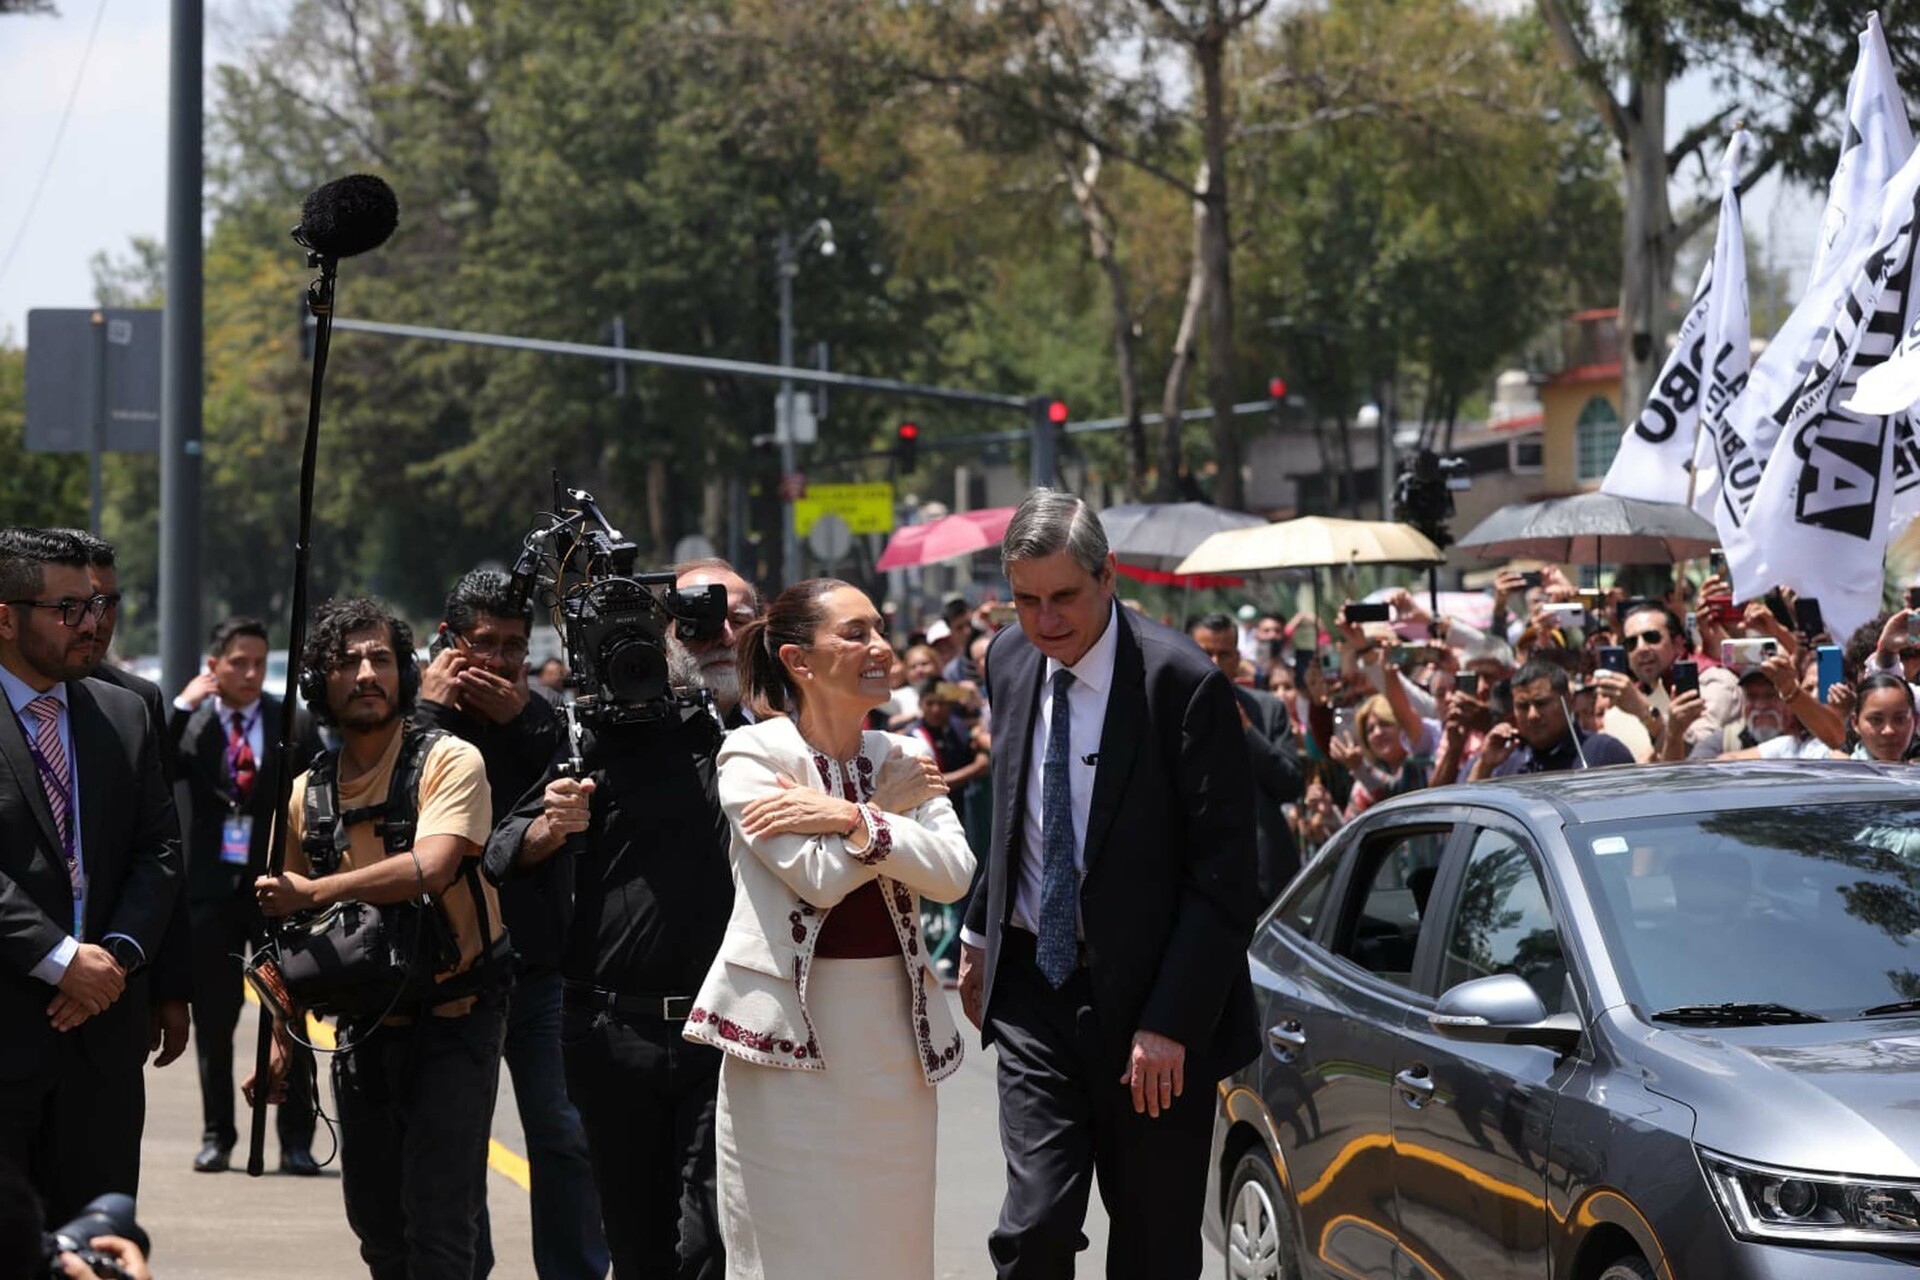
top-left (685, 577), bottom-right (976, 1280)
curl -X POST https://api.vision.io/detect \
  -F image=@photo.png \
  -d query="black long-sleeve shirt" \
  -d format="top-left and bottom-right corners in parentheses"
top-left (485, 702), bottom-right (731, 997)
top-left (415, 695), bottom-right (568, 972)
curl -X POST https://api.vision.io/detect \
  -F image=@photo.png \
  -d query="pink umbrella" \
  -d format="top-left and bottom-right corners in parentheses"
top-left (876, 507), bottom-right (1018, 570)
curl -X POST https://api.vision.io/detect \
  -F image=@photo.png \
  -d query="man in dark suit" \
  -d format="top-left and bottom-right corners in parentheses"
top-left (0, 527), bottom-right (182, 1225)
top-left (169, 615), bottom-right (323, 1174)
top-left (1187, 612), bottom-right (1305, 901)
top-left (958, 491), bottom-right (1260, 1280)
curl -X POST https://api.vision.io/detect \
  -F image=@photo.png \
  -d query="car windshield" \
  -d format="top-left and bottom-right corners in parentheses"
top-left (1576, 801), bottom-right (1920, 1021)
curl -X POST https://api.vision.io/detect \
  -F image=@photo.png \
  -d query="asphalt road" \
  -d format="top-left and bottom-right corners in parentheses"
top-left (132, 991), bottom-right (1116, 1279)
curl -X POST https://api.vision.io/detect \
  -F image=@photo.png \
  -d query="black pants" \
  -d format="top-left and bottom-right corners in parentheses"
top-left (189, 895), bottom-right (315, 1151)
top-left (0, 1023), bottom-right (144, 1227)
top-left (334, 997), bottom-right (507, 1280)
top-left (986, 932), bottom-right (1215, 1280)
top-left (561, 1000), bottom-right (723, 1280)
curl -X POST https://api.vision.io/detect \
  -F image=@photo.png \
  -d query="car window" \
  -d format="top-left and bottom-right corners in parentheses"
top-left (1273, 850), bottom-right (1337, 938)
top-left (1334, 827), bottom-right (1451, 989)
top-left (1438, 828), bottom-right (1571, 1013)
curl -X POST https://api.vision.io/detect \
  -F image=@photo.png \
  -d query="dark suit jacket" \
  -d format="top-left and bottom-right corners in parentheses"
top-left (171, 694), bottom-right (322, 906)
top-left (1234, 685), bottom-right (1304, 903)
top-left (0, 676), bottom-right (182, 1075)
top-left (964, 605), bottom-right (1261, 1076)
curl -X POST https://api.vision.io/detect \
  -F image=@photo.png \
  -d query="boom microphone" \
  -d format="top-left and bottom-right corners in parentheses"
top-left (292, 173), bottom-right (399, 260)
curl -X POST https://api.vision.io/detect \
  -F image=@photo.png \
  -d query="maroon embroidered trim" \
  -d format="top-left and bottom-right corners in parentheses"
top-left (688, 1007), bottom-right (817, 1062)
top-left (850, 805), bottom-right (892, 866)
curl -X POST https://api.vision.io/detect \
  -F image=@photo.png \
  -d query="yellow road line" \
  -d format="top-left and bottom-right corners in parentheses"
top-left (242, 983), bottom-right (531, 1190)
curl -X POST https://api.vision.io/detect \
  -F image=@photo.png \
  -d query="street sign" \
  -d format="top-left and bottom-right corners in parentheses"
top-left (25, 308), bottom-right (163, 453)
top-left (793, 481), bottom-right (895, 536)
top-left (807, 513), bottom-right (853, 563)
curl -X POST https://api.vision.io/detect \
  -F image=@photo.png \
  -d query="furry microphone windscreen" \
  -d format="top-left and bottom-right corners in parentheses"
top-left (295, 174), bottom-right (400, 260)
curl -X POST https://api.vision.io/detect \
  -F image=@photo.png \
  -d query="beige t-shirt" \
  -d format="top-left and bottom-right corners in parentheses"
top-left (284, 729), bottom-right (497, 1008)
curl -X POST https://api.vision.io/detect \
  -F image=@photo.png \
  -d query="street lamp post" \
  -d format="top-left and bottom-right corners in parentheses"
top-left (775, 218), bottom-right (834, 588)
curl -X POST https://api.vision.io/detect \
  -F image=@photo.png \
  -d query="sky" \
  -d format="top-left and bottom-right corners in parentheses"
top-left (0, 2), bottom-right (1829, 347)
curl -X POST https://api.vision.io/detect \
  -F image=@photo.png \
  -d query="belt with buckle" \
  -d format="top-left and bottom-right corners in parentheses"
top-left (563, 982), bottom-right (695, 1022)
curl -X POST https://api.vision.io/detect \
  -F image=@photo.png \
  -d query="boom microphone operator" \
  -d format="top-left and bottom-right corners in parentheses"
top-left (244, 173), bottom-right (401, 1179)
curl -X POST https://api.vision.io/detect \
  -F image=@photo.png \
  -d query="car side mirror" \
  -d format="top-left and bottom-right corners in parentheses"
top-left (1429, 973), bottom-right (1582, 1053)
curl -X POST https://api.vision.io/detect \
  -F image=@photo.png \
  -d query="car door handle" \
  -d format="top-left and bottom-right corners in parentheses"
top-left (1394, 1065), bottom-right (1436, 1108)
top-left (1267, 1020), bottom-right (1307, 1062)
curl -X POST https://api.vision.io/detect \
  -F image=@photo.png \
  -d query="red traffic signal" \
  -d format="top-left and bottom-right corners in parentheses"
top-left (1268, 377), bottom-right (1288, 400)
top-left (897, 422), bottom-right (919, 441)
top-left (1046, 400), bottom-right (1069, 426)
top-left (895, 421), bottom-right (919, 470)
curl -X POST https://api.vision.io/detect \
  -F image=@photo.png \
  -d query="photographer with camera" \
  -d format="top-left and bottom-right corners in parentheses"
top-left (251, 598), bottom-right (507, 1280)
top-left (485, 556), bottom-right (759, 1280)
top-left (412, 569), bottom-right (605, 1280)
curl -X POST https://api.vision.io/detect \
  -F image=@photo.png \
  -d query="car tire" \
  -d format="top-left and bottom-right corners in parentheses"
top-left (1224, 1149), bottom-right (1301, 1280)
top-left (1596, 1256), bottom-right (1655, 1280)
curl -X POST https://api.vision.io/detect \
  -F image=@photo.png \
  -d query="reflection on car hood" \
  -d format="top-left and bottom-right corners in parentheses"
top-left (1627, 1006), bottom-right (1920, 1177)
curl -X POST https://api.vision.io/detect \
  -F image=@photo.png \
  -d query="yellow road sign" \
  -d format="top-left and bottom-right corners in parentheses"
top-left (793, 482), bottom-right (896, 536)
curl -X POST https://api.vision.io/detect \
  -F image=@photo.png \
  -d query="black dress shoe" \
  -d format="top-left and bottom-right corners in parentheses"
top-left (193, 1139), bottom-right (232, 1173)
top-left (279, 1147), bottom-right (321, 1177)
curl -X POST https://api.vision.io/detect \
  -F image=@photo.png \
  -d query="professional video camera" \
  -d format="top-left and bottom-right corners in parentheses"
top-left (42, 1194), bottom-right (147, 1280)
top-left (1394, 448), bottom-right (1471, 549)
top-left (506, 476), bottom-right (727, 726)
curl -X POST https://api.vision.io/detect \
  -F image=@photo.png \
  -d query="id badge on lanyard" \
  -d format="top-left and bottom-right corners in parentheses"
top-left (221, 811), bottom-right (254, 866)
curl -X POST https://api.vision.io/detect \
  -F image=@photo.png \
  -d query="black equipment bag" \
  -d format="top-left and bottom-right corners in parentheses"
top-left (254, 726), bottom-right (506, 1022)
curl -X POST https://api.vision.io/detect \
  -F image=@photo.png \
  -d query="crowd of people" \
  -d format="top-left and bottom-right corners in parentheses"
top-left (4, 490), bottom-right (1916, 1280)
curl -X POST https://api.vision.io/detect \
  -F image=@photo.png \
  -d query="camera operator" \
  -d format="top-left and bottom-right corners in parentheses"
top-left (413, 570), bottom-right (606, 1280)
top-left (484, 558), bottom-right (759, 1280)
top-left (169, 616), bottom-right (323, 1176)
top-left (252, 598), bottom-right (506, 1280)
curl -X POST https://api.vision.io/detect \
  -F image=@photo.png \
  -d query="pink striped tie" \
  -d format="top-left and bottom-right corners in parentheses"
top-left (26, 696), bottom-right (74, 874)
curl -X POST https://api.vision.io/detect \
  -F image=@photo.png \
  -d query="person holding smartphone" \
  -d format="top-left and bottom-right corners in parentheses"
top-left (1592, 599), bottom-right (1741, 760)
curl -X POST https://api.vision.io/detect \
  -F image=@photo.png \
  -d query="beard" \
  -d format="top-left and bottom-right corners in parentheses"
top-left (335, 689), bottom-right (399, 731)
top-left (668, 638), bottom-right (741, 709)
top-left (1747, 710), bottom-right (1786, 743)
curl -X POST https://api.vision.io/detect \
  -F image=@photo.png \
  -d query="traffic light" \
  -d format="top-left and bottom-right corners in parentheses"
top-left (895, 421), bottom-right (919, 471)
top-left (1268, 377), bottom-right (1287, 429)
top-left (1047, 399), bottom-right (1069, 426)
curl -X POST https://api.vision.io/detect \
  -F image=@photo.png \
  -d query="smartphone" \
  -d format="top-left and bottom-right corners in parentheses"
top-left (1597, 645), bottom-right (1629, 675)
top-left (1343, 601), bottom-right (1391, 625)
top-left (1457, 671), bottom-right (1482, 699)
top-left (1795, 596), bottom-right (1825, 638)
top-left (1670, 659), bottom-right (1700, 696)
top-left (428, 630), bottom-right (452, 658)
top-left (1817, 645), bottom-right (1844, 704)
top-left (1702, 594), bottom-right (1741, 626)
top-left (1538, 602), bottom-right (1586, 630)
top-left (1762, 588), bottom-right (1795, 630)
top-left (1518, 571), bottom-right (1545, 590)
top-left (1317, 650), bottom-right (1341, 676)
top-left (1722, 637), bottom-right (1779, 668)
top-left (1708, 548), bottom-right (1728, 580)
top-left (985, 603), bottom-right (1017, 627)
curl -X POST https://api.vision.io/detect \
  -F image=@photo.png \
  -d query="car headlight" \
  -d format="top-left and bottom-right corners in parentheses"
top-left (1700, 1149), bottom-right (1920, 1246)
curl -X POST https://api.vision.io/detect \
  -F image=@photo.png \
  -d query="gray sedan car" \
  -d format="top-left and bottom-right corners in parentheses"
top-left (1207, 762), bottom-right (1920, 1280)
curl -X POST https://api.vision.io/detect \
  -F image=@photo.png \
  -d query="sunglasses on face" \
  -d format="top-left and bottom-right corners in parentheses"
top-left (1621, 630), bottom-right (1667, 651)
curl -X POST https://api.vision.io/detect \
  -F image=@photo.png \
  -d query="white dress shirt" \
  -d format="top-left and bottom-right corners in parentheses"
top-left (1, 664), bottom-right (91, 983)
top-left (962, 601), bottom-right (1119, 947)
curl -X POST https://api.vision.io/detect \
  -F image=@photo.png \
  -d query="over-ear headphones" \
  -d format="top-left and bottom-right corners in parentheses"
top-left (297, 613), bottom-right (421, 725)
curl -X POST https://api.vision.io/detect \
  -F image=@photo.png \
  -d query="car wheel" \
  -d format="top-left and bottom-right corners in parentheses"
top-left (1596, 1256), bottom-right (1655, 1280)
top-left (1225, 1149), bottom-right (1300, 1280)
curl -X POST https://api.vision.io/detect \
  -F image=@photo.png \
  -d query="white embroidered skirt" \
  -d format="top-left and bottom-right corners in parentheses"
top-left (715, 957), bottom-right (937, 1280)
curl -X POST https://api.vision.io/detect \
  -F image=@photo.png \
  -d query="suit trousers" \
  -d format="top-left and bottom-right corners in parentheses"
top-left (188, 895), bottom-right (315, 1151)
top-left (0, 1019), bottom-right (145, 1227)
top-left (987, 931), bottom-right (1214, 1280)
top-left (561, 1002), bottom-right (723, 1280)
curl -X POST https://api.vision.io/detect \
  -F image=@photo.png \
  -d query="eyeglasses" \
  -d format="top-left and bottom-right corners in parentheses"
top-left (453, 633), bottom-right (530, 664)
top-left (1621, 629), bottom-right (1667, 651)
top-left (6, 594), bottom-right (119, 628)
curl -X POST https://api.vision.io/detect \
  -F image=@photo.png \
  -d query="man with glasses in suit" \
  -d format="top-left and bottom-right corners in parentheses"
top-left (0, 527), bottom-right (181, 1224)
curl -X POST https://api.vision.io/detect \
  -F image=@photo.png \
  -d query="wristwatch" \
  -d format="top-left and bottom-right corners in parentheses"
top-left (103, 936), bottom-right (144, 974)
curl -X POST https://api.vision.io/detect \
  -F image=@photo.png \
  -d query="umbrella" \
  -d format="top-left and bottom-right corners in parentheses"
top-left (875, 507), bottom-right (1016, 571)
top-left (1455, 492), bottom-right (1717, 564)
top-left (1175, 516), bottom-right (1444, 575)
top-left (1098, 502), bottom-right (1268, 573)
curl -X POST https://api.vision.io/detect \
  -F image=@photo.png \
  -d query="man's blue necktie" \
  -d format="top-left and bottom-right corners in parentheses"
top-left (1036, 668), bottom-right (1080, 987)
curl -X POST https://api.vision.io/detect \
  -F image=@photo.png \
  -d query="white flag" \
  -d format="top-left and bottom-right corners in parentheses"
top-left (1716, 14), bottom-right (1911, 543)
top-left (1724, 137), bottom-right (1920, 642)
top-left (1603, 133), bottom-right (1749, 509)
